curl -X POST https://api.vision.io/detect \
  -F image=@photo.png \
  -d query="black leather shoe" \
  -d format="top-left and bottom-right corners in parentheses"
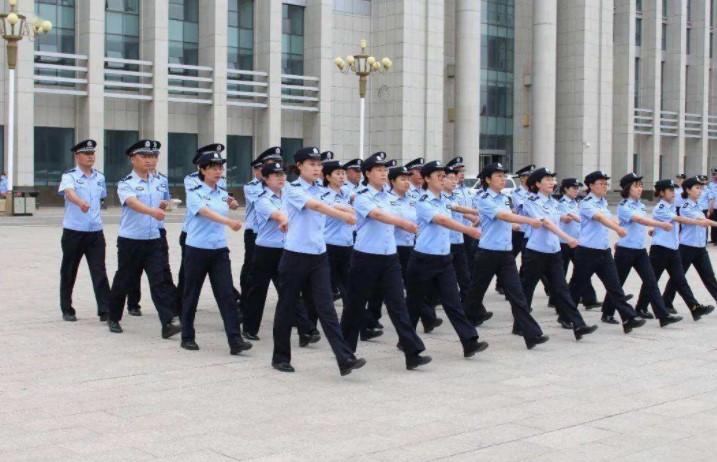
top-left (406, 354), bottom-right (432, 370)
top-left (272, 361), bottom-right (295, 373)
top-left (340, 357), bottom-right (367, 376)
top-left (463, 339), bottom-right (489, 357)
top-left (659, 314), bottom-right (683, 327)
top-left (496, 286), bottom-right (505, 295)
top-left (667, 306), bottom-right (678, 315)
top-left (689, 304), bottom-right (715, 321)
top-left (558, 319), bottom-right (573, 330)
top-left (583, 302), bottom-right (602, 310)
top-left (601, 315), bottom-right (619, 325)
top-left (108, 320), bottom-right (123, 333)
top-left (230, 339), bottom-right (253, 355)
top-left (636, 309), bottom-right (654, 320)
top-left (374, 321), bottom-right (384, 330)
top-left (127, 307), bottom-right (142, 317)
top-left (62, 313), bottom-right (77, 322)
top-left (525, 335), bottom-right (550, 350)
top-left (511, 326), bottom-right (523, 336)
top-left (424, 317), bottom-right (444, 333)
top-left (243, 331), bottom-right (260, 341)
top-left (574, 324), bottom-right (598, 341)
top-left (161, 323), bottom-right (181, 339)
top-left (622, 317), bottom-right (646, 334)
top-left (299, 330), bottom-right (321, 347)
top-left (473, 311), bottom-right (493, 326)
top-left (396, 341), bottom-right (404, 351)
top-left (360, 328), bottom-right (384, 341)
top-left (98, 313), bottom-right (108, 322)
top-left (181, 340), bottom-right (199, 350)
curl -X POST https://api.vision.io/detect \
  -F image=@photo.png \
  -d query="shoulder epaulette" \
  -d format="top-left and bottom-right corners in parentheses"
top-left (480, 192), bottom-right (489, 199)
top-left (357, 188), bottom-right (369, 195)
top-left (218, 185), bottom-right (227, 191)
top-left (95, 170), bottom-right (104, 176)
top-left (528, 195), bottom-right (539, 202)
top-left (290, 181), bottom-right (301, 187)
top-left (658, 203), bottom-right (665, 208)
top-left (120, 174), bottom-right (133, 182)
top-left (64, 168), bottom-right (76, 174)
top-left (320, 191), bottom-right (331, 199)
top-left (583, 196), bottom-right (592, 202)
top-left (249, 178), bottom-right (260, 185)
top-left (619, 199), bottom-right (627, 206)
top-left (258, 190), bottom-right (267, 197)
top-left (189, 172), bottom-right (199, 177)
top-left (419, 194), bottom-right (428, 201)
top-left (157, 172), bottom-right (167, 178)
top-left (190, 184), bottom-right (202, 191)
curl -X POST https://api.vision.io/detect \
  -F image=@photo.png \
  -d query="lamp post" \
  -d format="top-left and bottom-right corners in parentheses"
top-left (335, 39), bottom-right (392, 159)
top-left (1, 0), bottom-right (51, 214)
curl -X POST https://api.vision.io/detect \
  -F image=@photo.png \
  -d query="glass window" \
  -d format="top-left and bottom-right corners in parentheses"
top-left (282, 4), bottom-right (304, 75)
top-left (168, 133), bottom-right (198, 186)
top-left (35, 1), bottom-right (76, 85)
top-left (634, 57), bottom-right (640, 107)
top-left (226, 135), bottom-right (253, 186)
top-left (228, 0), bottom-right (254, 71)
top-left (104, 130), bottom-right (139, 184)
top-left (662, 23), bottom-right (667, 50)
top-left (34, 127), bottom-right (75, 187)
top-left (281, 138), bottom-right (303, 182)
top-left (105, 0), bottom-right (141, 85)
top-left (169, 0), bottom-right (199, 86)
top-left (635, 18), bottom-right (642, 46)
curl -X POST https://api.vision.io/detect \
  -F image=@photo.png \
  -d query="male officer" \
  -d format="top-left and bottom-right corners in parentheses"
top-left (341, 158), bottom-right (363, 199)
top-left (446, 156), bottom-right (477, 265)
top-left (57, 139), bottom-right (111, 322)
top-left (405, 157), bottom-right (425, 201)
top-left (106, 140), bottom-right (180, 338)
top-left (674, 173), bottom-right (687, 212)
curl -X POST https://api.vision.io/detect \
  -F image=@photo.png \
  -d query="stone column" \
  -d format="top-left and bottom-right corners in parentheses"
top-left (254, 0), bottom-right (282, 153)
top-left (612, 0), bottom-right (635, 178)
top-left (199, 0), bottom-right (228, 147)
top-left (454, 0), bottom-right (480, 173)
top-left (12, 0), bottom-right (35, 186)
top-left (531, 0), bottom-right (557, 169)
top-left (303, 0), bottom-right (332, 149)
top-left (684, 0), bottom-right (710, 175)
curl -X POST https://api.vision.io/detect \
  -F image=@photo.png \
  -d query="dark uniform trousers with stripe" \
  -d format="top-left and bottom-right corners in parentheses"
top-left (60, 229), bottom-right (111, 316)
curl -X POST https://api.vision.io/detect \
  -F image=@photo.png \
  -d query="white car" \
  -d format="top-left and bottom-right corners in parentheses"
top-left (466, 175), bottom-right (517, 196)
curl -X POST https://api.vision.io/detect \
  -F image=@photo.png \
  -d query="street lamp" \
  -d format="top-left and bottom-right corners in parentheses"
top-left (335, 39), bottom-right (392, 159)
top-left (1, 0), bottom-right (51, 214)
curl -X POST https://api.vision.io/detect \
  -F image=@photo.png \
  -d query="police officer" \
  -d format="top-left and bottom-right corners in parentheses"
top-left (634, 179), bottom-right (715, 321)
top-left (707, 168), bottom-right (717, 244)
top-left (519, 167), bottom-right (599, 340)
top-left (465, 162), bottom-right (549, 349)
top-left (272, 147), bottom-right (366, 375)
top-left (599, 173), bottom-right (682, 327)
top-left (553, 178), bottom-right (600, 309)
top-left (405, 160), bottom-right (488, 357)
top-left (447, 156), bottom-right (478, 266)
top-left (240, 146), bottom-right (283, 313)
top-left (0, 171), bottom-right (7, 197)
top-left (340, 152), bottom-right (432, 370)
top-left (405, 157), bottom-right (425, 201)
top-left (341, 158), bottom-right (363, 199)
top-left (661, 176), bottom-right (717, 313)
top-left (179, 150), bottom-right (252, 354)
top-left (107, 140), bottom-right (180, 338)
top-left (511, 164), bottom-right (535, 257)
top-left (567, 171), bottom-right (645, 333)
top-left (674, 173), bottom-right (687, 213)
top-left (57, 139), bottom-right (111, 322)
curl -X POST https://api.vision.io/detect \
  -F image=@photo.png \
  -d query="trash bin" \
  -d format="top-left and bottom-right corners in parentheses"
top-left (12, 191), bottom-right (38, 216)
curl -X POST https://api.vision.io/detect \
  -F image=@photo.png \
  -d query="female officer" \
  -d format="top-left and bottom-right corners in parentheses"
top-left (600, 173), bottom-right (682, 327)
top-left (464, 163), bottom-right (549, 349)
top-left (552, 178), bottom-right (600, 309)
top-left (632, 179), bottom-right (714, 322)
top-left (519, 167), bottom-right (598, 341)
top-left (272, 147), bottom-right (365, 376)
top-left (405, 160), bottom-right (488, 357)
top-left (180, 150), bottom-right (252, 355)
top-left (660, 176), bottom-right (717, 314)
top-left (566, 171), bottom-right (645, 334)
top-left (340, 151), bottom-right (431, 370)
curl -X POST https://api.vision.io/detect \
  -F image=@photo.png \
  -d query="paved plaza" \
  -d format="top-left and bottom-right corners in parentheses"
top-left (1, 208), bottom-right (717, 461)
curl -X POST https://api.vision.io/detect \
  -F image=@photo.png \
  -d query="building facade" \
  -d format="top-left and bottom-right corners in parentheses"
top-left (0, 0), bottom-right (714, 198)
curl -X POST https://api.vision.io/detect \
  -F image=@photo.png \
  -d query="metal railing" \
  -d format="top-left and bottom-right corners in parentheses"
top-left (33, 51), bottom-right (89, 96)
top-left (281, 73), bottom-right (320, 112)
top-left (684, 113), bottom-right (703, 138)
top-left (227, 68), bottom-right (268, 108)
top-left (660, 110), bottom-right (679, 137)
top-left (633, 108), bottom-right (654, 135)
top-left (168, 63), bottom-right (213, 104)
top-left (104, 57), bottom-right (153, 101)
top-left (708, 115), bottom-right (717, 139)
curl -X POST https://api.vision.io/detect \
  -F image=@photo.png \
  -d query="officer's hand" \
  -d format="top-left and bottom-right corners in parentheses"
top-left (468, 215), bottom-right (479, 225)
top-left (151, 208), bottom-right (166, 221)
top-left (467, 227), bottom-right (481, 240)
top-left (279, 221), bottom-right (289, 233)
top-left (402, 221), bottom-right (419, 234)
top-left (567, 238), bottom-right (578, 249)
top-left (79, 201), bottom-right (90, 213)
top-left (334, 203), bottom-right (353, 212)
top-left (529, 218), bottom-right (542, 229)
top-left (659, 222), bottom-right (673, 231)
top-left (343, 213), bottom-right (357, 226)
top-left (701, 219), bottom-right (711, 228)
top-left (616, 227), bottom-right (627, 238)
top-left (228, 219), bottom-right (243, 232)
top-left (158, 200), bottom-right (169, 210)
top-left (228, 198), bottom-right (240, 210)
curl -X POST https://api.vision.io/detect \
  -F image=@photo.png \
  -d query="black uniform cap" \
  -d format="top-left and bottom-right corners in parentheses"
top-left (654, 179), bottom-right (676, 192)
top-left (446, 156), bottom-right (465, 169)
top-left (584, 170), bottom-right (610, 185)
top-left (421, 160), bottom-right (447, 177)
top-left (619, 172), bottom-right (643, 189)
top-left (320, 151), bottom-right (335, 162)
top-left (261, 161), bottom-right (285, 177)
top-left (361, 151), bottom-right (389, 172)
top-left (389, 165), bottom-right (410, 181)
top-left (322, 160), bottom-right (344, 177)
top-left (193, 143), bottom-right (225, 165)
top-left (560, 177), bottom-right (582, 189)
top-left (71, 139), bottom-right (97, 154)
top-left (675, 173), bottom-right (687, 179)
top-left (126, 139), bottom-right (160, 156)
top-left (251, 146), bottom-right (283, 168)
top-left (405, 157), bottom-right (425, 170)
top-left (682, 176), bottom-right (703, 190)
top-left (515, 164), bottom-right (535, 177)
top-left (343, 158), bottom-right (362, 170)
top-left (196, 151), bottom-right (226, 168)
top-left (294, 146), bottom-right (322, 163)
top-left (526, 167), bottom-right (557, 189)
top-left (479, 162), bottom-right (507, 180)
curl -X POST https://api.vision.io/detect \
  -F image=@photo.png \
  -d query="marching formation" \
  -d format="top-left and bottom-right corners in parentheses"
top-left (57, 139), bottom-right (717, 376)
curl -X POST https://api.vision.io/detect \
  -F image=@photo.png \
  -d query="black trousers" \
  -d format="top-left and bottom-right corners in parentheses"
top-left (108, 237), bottom-right (176, 325)
top-left (342, 251), bottom-right (425, 355)
top-left (568, 247), bottom-right (637, 322)
top-left (602, 246), bottom-right (670, 319)
top-left (662, 245), bottom-right (717, 307)
top-left (59, 229), bottom-right (111, 316)
top-left (126, 228), bottom-right (180, 315)
top-left (495, 230), bottom-right (524, 292)
top-left (451, 243), bottom-right (471, 302)
top-left (466, 249), bottom-right (543, 339)
top-left (327, 244), bottom-right (352, 309)
top-left (272, 251), bottom-right (355, 367)
top-left (405, 251), bottom-right (479, 344)
top-left (243, 245), bottom-right (283, 336)
top-left (711, 211), bottom-right (717, 244)
top-left (463, 235), bottom-right (477, 274)
top-left (635, 245), bottom-right (699, 312)
top-left (180, 246), bottom-right (242, 345)
top-left (520, 249), bottom-right (586, 328)
top-left (398, 245), bottom-right (437, 328)
top-left (239, 229), bottom-right (257, 307)
top-left (553, 243), bottom-right (598, 305)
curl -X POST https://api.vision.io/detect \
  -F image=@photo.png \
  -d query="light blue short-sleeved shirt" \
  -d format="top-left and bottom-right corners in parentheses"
top-left (0, 175), bottom-right (8, 194)
top-left (341, 181), bottom-right (362, 201)
top-left (353, 184), bottom-right (398, 255)
top-left (185, 182), bottom-right (230, 249)
top-left (406, 184), bottom-right (422, 202)
top-left (512, 185), bottom-right (532, 237)
top-left (697, 188), bottom-right (712, 210)
top-left (442, 191), bottom-right (465, 245)
top-left (117, 171), bottom-right (165, 240)
top-left (181, 172), bottom-right (227, 233)
top-left (674, 186), bottom-right (685, 208)
top-left (283, 176), bottom-right (328, 255)
top-left (392, 192), bottom-right (417, 247)
top-left (558, 196), bottom-right (580, 243)
top-left (616, 198), bottom-right (648, 250)
top-left (58, 168), bottom-right (106, 232)
top-left (153, 172), bottom-right (170, 229)
top-left (243, 177), bottom-right (264, 231)
top-left (414, 189), bottom-right (452, 255)
top-left (322, 187), bottom-right (354, 247)
top-left (474, 188), bottom-right (513, 251)
top-left (578, 193), bottom-right (611, 250)
top-left (454, 185), bottom-right (474, 226)
top-left (254, 187), bottom-right (285, 249)
top-left (678, 198), bottom-right (706, 248)
top-left (523, 192), bottom-right (561, 254)
top-left (651, 199), bottom-right (679, 250)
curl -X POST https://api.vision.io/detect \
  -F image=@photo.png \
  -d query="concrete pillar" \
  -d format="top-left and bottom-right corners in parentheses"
top-left (638, 0), bottom-right (663, 185)
top-left (531, 0), bottom-right (557, 169)
top-left (513, 0), bottom-right (533, 170)
top-left (303, 0), bottom-right (333, 149)
top-left (612, 0), bottom-right (635, 177)
top-left (685, 0), bottom-right (710, 175)
top-left (140, 0), bottom-right (169, 173)
top-left (425, 0), bottom-right (444, 162)
top-left (661, 0), bottom-right (687, 178)
top-left (12, 0), bottom-right (35, 187)
top-left (199, 0), bottom-right (228, 147)
top-left (254, 0), bottom-right (282, 153)
top-left (76, 0), bottom-right (105, 171)
top-left (454, 0), bottom-right (480, 173)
